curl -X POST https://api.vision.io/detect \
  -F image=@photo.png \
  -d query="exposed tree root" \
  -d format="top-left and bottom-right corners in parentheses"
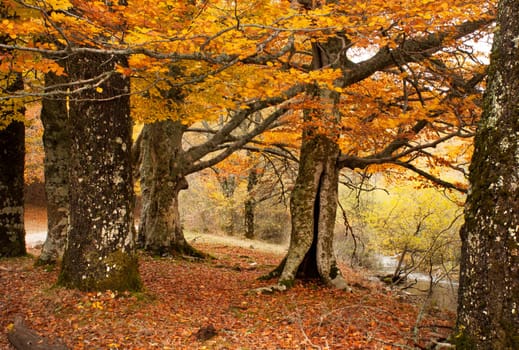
top-left (143, 242), bottom-right (213, 260)
top-left (258, 257), bottom-right (286, 280)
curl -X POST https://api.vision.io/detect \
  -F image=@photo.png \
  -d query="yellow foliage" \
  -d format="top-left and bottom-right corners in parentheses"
top-left (364, 182), bottom-right (464, 265)
top-left (0, 0), bottom-right (493, 174)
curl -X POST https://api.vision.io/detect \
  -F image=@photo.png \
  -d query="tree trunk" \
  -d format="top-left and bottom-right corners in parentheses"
top-left (219, 175), bottom-right (237, 235)
top-left (58, 52), bottom-right (141, 291)
top-left (37, 71), bottom-right (70, 265)
top-left (244, 164), bottom-right (258, 239)
top-left (455, 1), bottom-right (519, 348)
top-left (138, 120), bottom-right (202, 257)
top-left (0, 71), bottom-right (26, 258)
top-left (278, 134), bottom-right (348, 289)
top-left (271, 32), bottom-right (350, 289)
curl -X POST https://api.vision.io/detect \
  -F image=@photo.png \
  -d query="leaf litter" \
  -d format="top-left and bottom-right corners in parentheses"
top-left (1, 243), bottom-right (454, 349)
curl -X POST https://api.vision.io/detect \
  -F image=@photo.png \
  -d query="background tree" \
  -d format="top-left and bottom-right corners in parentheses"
top-left (37, 70), bottom-right (70, 265)
top-left (133, 75), bottom-right (302, 255)
top-left (455, 0), bottom-right (519, 347)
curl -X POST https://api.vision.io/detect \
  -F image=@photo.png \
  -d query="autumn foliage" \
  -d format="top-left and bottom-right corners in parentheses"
top-left (0, 0), bottom-right (499, 347)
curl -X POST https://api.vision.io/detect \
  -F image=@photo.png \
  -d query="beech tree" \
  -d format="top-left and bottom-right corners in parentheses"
top-left (0, 0), bottom-right (142, 289)
top-left (0, 0), bottom-right (493, 293)
top-left (134, 91), bottom-right (300, 255)
top-left (260, 0), bottom-right (493, 290)
top-left (0, 106), bottom-right (26, 258)
top-left (57, 52), bottom-right (141, 291)
top-left (455, 0), bottom-right (519, 347)
top-left (0, 4), bottom-right (26, 258)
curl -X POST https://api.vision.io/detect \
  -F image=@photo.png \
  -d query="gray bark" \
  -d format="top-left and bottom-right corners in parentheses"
top-left (135, 86), bottom-right (302, 256)
top-left (455, 1), bottom-right (519, 348)
top-left (276, 34), bottom-right (349, 289)
top-left (137, 120), bottom-right (202, 256)
top-left (0, 71), bottom-right (26, 258)
top-left (58, 52), bottom-right (141, 291)
top-left (37, 71), bottom-right (70, 265)
top-left (279, 134), bottom-right (347, 289)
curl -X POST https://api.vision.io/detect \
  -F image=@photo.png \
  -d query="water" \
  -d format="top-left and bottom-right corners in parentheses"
top-left (374, 254), bottom-right (458, 311)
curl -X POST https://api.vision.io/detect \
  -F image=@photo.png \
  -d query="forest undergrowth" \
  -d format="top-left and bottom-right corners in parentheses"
top-left (0, 206), bottom-right (454, 349)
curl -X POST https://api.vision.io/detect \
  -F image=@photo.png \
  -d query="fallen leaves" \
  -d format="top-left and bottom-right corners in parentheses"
top-left (1, 243), bottom-right (455, 349)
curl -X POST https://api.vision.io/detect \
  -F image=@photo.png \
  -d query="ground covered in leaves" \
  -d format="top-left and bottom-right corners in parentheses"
top-left (1, 242), bottom-right (455, 350)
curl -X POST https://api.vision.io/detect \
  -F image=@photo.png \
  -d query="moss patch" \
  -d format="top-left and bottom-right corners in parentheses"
top-left (58, 250), bottom-right (142, 292)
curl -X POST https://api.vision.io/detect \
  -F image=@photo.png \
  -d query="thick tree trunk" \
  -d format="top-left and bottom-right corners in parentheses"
top-left (58, 53), bottom-right (141, 291)
top-left (278, 134), bottom-right (348, 289)
top-left (37, 72), bottom-right (70, 265)
top-left (455, 1), bottom-right (519, 348)
top-left (0, 121), bottom-right (26, 258)
top-left (272, 32), bottom-right (350, 289)
top-left (0, 72), bottom-right (26, 258)
top-left (138, 120), bottom-right (202, 257)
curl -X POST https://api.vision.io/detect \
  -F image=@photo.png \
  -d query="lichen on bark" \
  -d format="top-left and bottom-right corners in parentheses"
top-left (455, 0), bottom-right (519, 348)
top-left (58, 52), bottom-right (141, 291)
top-left (274, 132), bottom-right (348, 290)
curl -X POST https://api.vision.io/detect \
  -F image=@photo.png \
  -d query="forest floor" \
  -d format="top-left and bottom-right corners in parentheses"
top-left (0, 205), bottom-right (455, 350)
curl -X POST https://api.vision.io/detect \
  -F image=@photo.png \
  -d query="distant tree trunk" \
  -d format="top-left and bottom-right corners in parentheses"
top-left (244, 166), bottom-right (258, 239)
top-left (0, 72), bottom-right (26, 258)
top-left (137, 120), bottom-right (202, 257)
top-left (37, 71), bottom-right (70, 265)
top-left (455, 1), bottom-right (519, 348)
top-left (58, 52), bottom-right (141, 291)
top-left (218, 174), bottom-right (237, 235)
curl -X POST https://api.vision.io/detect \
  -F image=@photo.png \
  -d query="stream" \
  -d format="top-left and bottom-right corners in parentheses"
top-left (374, 255), bottom-right (459, 311)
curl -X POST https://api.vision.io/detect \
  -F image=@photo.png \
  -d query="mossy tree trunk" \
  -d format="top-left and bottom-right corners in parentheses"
top-left (277, 133), bottom-right (348, 289)
top-left (0, 120), bottom-right (26, 258)
top-left (137, 120), bottom-right (202, 257)
top-left (0, 66), bottom-right (25, 258)
top-left (272, 34), bottom-right (350, 289)
top-left (58, 52), bottom-right (141, 291)
top-left (37, 71), bottom-right (70, 265)
top-left (0, 6), bottom-right (26, 257)
top-left (0, 119), bottom-right (26, 258)
top-left (455, 0), bottom-right (519, 348)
